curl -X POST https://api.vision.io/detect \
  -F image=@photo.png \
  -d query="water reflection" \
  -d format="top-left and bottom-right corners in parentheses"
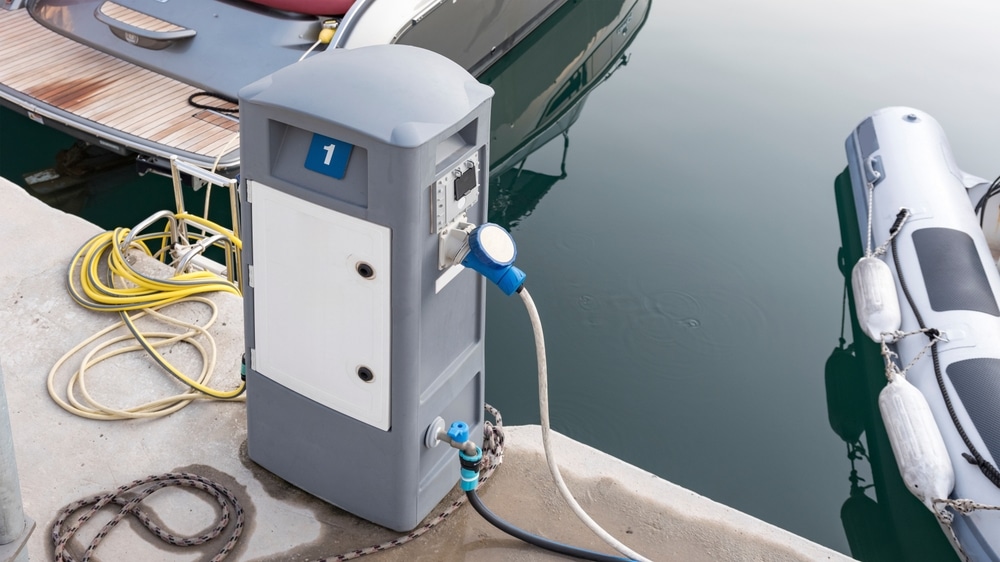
top-left (828, 169), bottom-right (959, 562)
top-left (479, 0), bottom-right (649, 229)
top-left (5, 131), bottom-right (141, 216)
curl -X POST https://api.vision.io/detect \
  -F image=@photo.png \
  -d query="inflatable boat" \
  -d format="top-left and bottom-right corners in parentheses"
top-left (844, 107), bottom-right (1000, 561)
top-left (0, 0), bottom-right (566, 174)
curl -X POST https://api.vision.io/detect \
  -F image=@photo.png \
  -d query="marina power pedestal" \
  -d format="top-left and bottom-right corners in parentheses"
top-left (238, 45), bottom-right (493, 531)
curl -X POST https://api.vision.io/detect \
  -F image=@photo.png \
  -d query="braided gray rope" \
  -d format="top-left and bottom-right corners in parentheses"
top-left (879, 327), bottom-right (941, 381)
top-left (932, 498), bottom-right (1000, 562)
top-left (52, 472), bottom-right (244, 562)
top-left (51, 404), bottom-right (506, 562)
top-left (312, 403), bottom-right (506, 562)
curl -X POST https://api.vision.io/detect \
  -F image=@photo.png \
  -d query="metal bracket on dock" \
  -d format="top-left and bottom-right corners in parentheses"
top-left (0, 361), bottom-right (33, 562)
top-left (0, 517), bottom-right (34, 562)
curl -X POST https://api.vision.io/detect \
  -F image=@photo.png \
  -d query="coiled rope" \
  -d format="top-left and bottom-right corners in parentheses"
top-left (52, 472), bottom-right (245, 562)
top-left (187, 92), bottom-right (238, 114)
top-left (52, 405), bottom-right (506, 561)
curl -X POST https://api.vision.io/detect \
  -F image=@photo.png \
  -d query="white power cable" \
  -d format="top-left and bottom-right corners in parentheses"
top-left (519, 288), bottom-right (652, 562)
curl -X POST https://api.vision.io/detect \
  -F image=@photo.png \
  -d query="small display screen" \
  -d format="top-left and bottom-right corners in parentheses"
top-left (454, 168), bottom-right (477, 200)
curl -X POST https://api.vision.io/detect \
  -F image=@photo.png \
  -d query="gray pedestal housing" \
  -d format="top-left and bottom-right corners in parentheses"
top-left (238, 45), bottom-right (493, 531)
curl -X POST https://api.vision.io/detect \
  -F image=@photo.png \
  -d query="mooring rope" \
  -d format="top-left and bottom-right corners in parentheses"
top-left (310, 403), bottom-right (506, 562)
top-left (52, 472), bottom-right (244, 562)
top-left (52, 405), bottom-right (506, 561)
top-left (932, 498), bottom-right (1000, 562)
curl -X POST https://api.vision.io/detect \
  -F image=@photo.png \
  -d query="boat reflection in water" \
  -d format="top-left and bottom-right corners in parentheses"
top-left (480, 0), bottom-right (649, 228)
top-left (827, 169), bottom-right (959, 562)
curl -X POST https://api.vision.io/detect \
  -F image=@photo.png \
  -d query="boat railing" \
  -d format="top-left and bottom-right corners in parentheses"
top-left (165, 155), bottom-right (242, 290)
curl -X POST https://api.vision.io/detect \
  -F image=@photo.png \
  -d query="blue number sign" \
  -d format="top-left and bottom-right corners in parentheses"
top-left (304, 133), bottom-right (353, 179)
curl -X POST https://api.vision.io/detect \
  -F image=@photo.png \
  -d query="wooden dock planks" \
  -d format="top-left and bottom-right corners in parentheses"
top-left (0, 9), bottom-right (239, 165)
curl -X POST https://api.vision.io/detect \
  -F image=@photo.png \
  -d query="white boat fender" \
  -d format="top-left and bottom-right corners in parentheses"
top-left (854, 207), bottom-right (910, 342)
top-left (879, 372), bottom-right (955, 519)
top-left (852, 256), bottom-right (901, 342)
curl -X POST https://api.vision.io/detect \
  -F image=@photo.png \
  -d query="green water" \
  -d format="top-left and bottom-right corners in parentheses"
top-left (6, 0), bottom-right (1000, 558)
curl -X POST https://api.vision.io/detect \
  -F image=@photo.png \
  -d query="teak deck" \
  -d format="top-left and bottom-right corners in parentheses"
top-left (0, 8), bottom-right (239, 167)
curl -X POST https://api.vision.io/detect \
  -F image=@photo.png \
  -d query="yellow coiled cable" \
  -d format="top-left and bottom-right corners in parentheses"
top-left (50, 214), bottom-right (245, 419)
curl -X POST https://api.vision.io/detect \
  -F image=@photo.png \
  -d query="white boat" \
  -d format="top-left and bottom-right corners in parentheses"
top-left (845, 106), bottom-right (1000, 561)
top-left (0, 0), bottom-right (566, 175)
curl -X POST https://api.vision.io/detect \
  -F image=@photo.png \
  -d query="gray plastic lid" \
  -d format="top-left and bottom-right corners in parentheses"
top-left (239, 44), bottom-right (495, 147)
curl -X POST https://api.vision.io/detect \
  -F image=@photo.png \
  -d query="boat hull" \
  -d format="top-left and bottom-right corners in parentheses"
top-left (845, 107), bottom-right (1000, 561)
top-left (0, 0), bottom-right (566, 173)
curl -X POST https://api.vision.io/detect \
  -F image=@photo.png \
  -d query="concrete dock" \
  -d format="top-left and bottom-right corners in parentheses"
top-left (0, 175), bottom-right (854, 561)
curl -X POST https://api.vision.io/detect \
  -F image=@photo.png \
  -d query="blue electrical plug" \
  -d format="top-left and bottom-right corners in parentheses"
top-left (461, 223), bottom-right (526, 296)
